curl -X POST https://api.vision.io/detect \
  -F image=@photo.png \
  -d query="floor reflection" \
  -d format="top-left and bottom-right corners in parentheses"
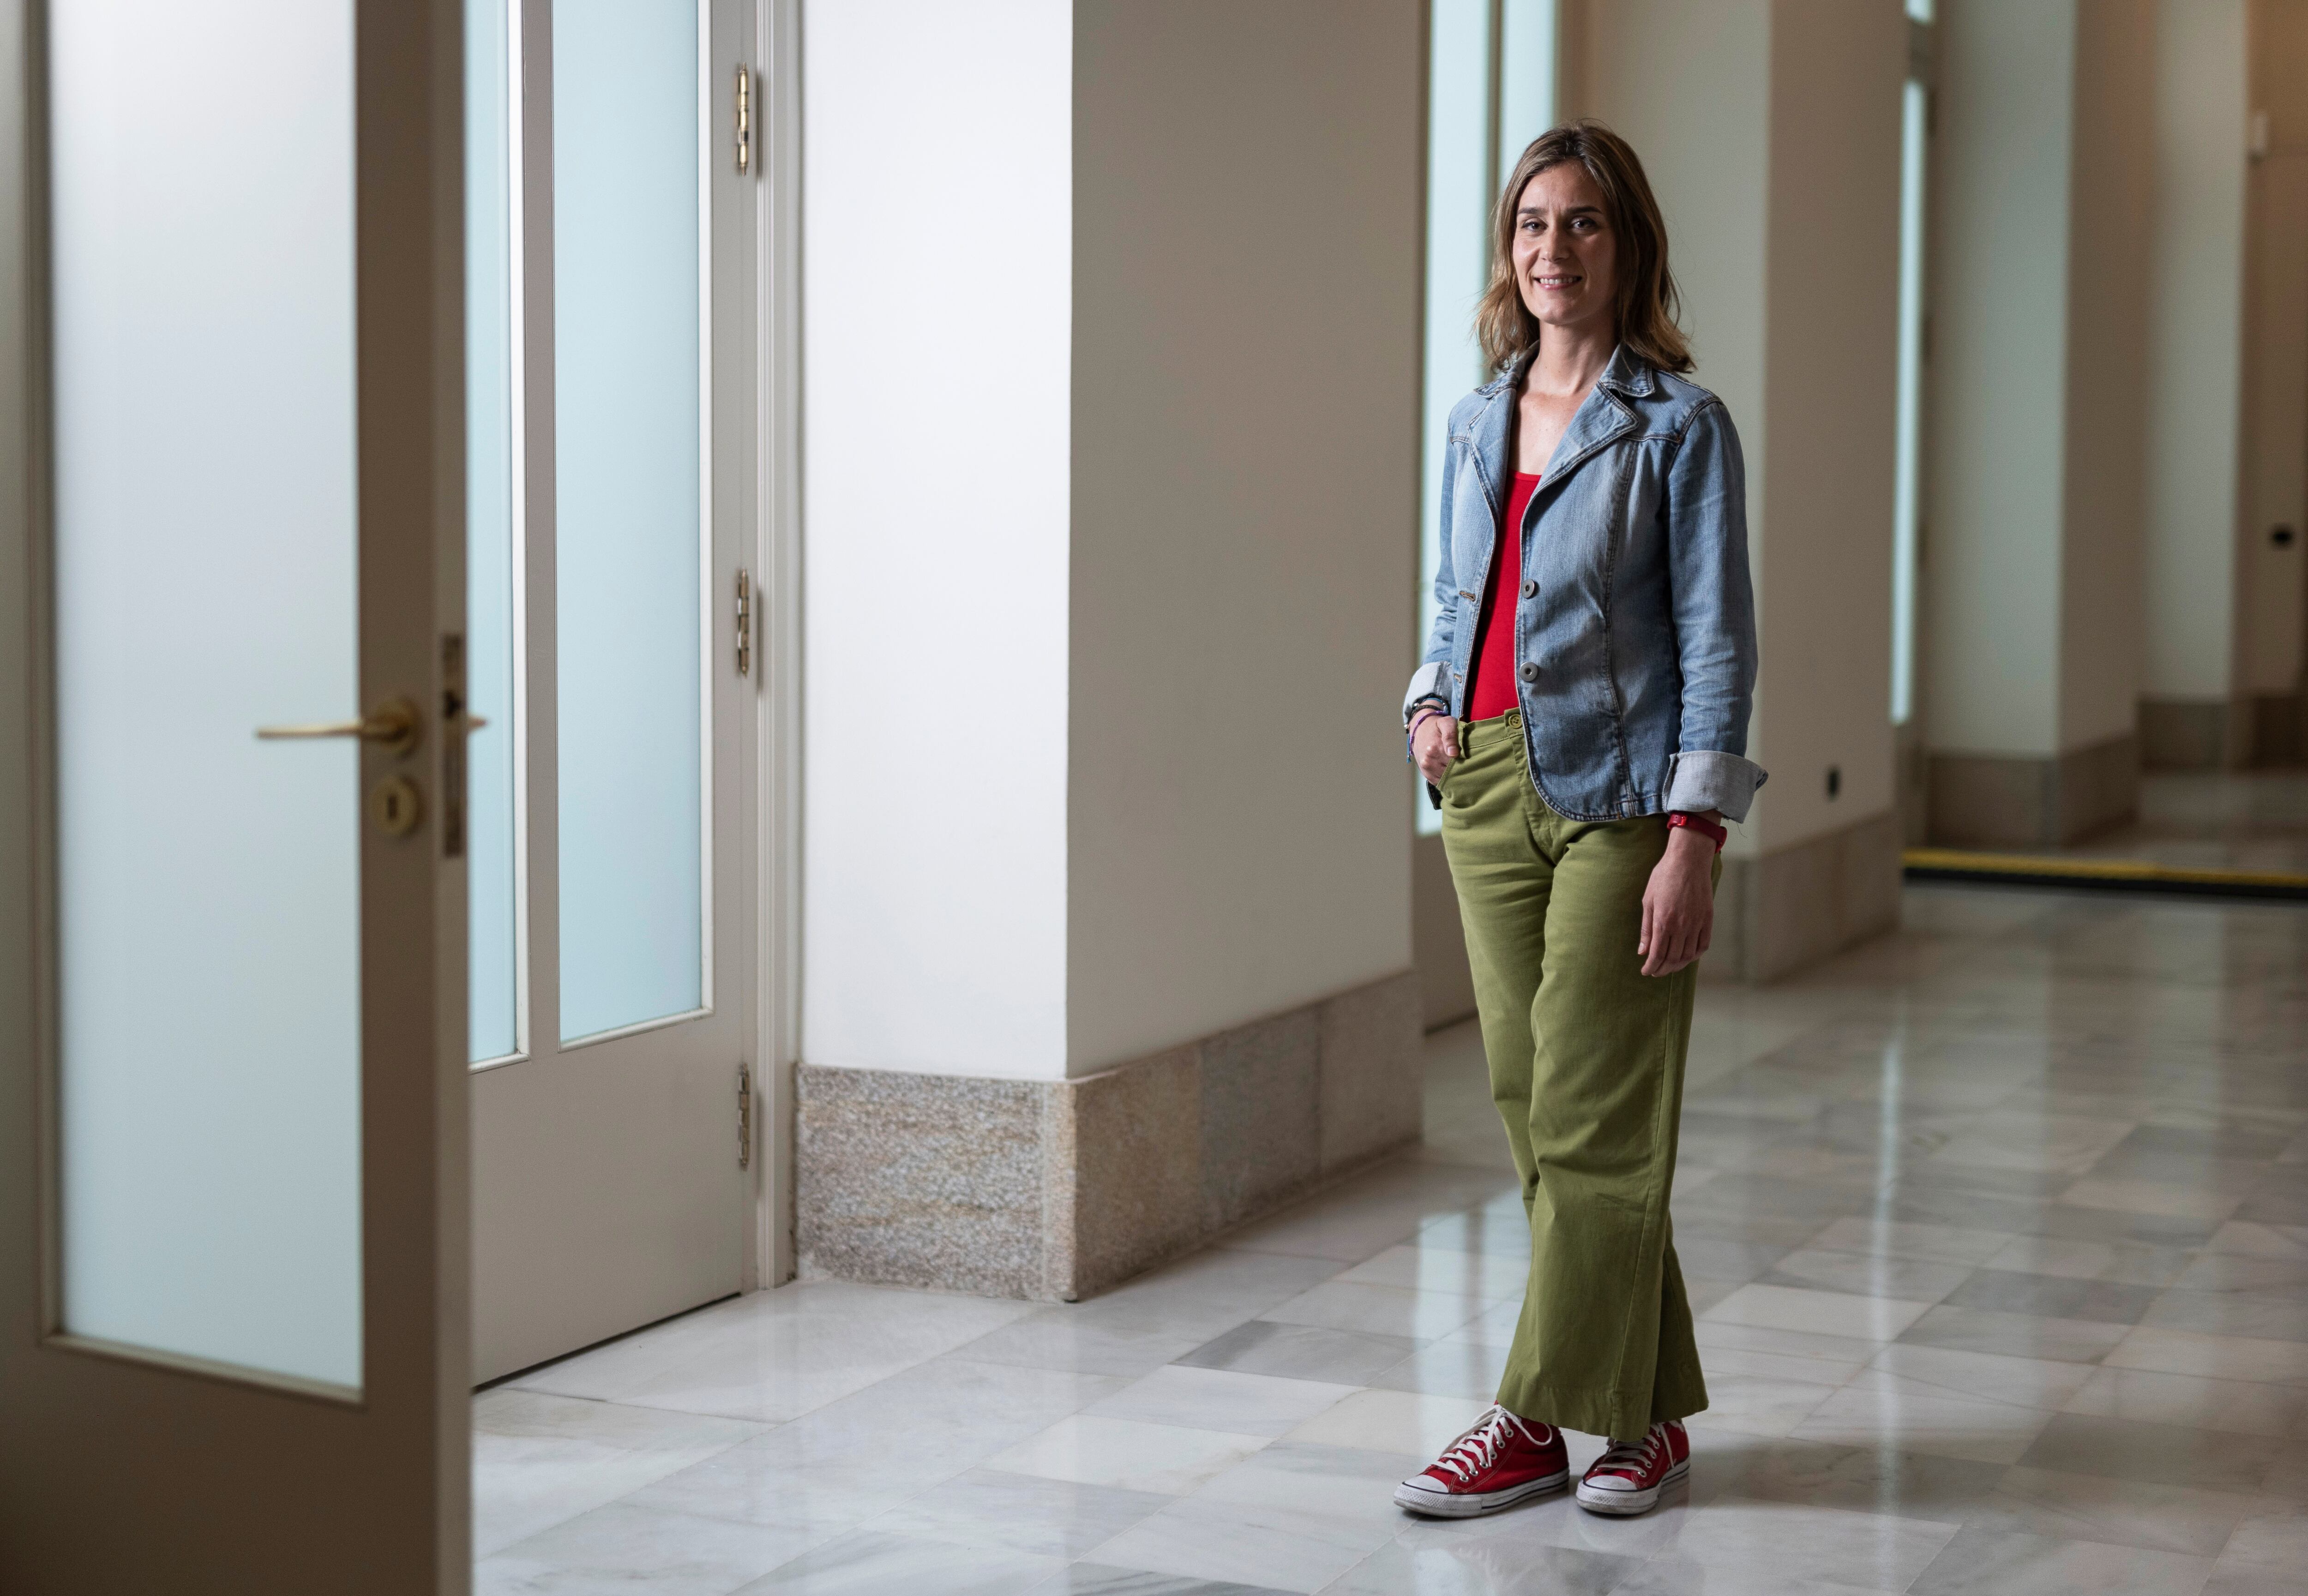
top-left (474, 884), bottom-right (2308, 1595)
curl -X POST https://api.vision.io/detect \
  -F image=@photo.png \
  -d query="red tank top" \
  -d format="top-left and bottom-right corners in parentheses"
top-left (1466, 473), bottom-right (1542, 721)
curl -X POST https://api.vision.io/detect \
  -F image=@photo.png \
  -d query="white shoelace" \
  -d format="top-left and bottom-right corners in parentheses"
top-left (1589, 1427), bottom-right (1664, 1481)
top-left (1432, 1405), bottom-right (1527, 1483)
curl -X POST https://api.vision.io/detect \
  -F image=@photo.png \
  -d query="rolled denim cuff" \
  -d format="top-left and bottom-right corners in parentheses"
top-left (1664, 749), bottom-right (1768, 823)
top-left (1402, 661), bottom-right (1450, 725)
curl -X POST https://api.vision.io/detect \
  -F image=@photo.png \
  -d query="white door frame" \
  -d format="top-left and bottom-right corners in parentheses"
top-left (470, 0), bottom-right (766, 1383)
top-left (750, 0), bottom-right (801, 1292)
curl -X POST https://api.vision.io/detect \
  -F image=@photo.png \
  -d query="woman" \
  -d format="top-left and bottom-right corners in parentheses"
top-left (1393, 122), bottom-right (1762, 1521)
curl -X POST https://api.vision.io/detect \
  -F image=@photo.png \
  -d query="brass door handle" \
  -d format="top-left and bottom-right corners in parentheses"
top-left (258, 695), bottom-right (421, 756)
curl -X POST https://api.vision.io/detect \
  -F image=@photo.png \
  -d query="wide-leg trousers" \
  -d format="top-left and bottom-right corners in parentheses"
top-left (1438, 709), bottom-right (1711, 1441)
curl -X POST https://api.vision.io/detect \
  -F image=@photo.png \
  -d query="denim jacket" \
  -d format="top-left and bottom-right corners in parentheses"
top-left (1405, 345), bottom-right (1766, 822)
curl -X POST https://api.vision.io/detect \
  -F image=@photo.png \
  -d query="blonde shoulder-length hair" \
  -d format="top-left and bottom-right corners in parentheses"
top-left (1475, 120), bottom-right (1693, 378)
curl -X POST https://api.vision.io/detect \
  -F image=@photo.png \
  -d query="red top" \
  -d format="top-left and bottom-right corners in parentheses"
top-left (1466, 473), bottom-right (1543, 721)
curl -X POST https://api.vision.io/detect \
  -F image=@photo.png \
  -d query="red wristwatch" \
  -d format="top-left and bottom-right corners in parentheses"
top-left (1667, 811), bottom-right (1727, 852)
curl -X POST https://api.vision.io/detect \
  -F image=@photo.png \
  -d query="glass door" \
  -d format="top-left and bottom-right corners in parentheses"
top-left (468, 0), bottom-right (757, 1385)
top-left (0, 0), bottom-right (473, 1588)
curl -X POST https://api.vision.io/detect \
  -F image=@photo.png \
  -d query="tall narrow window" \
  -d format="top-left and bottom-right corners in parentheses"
top-left (1418, 0), bottom-right (1556, 834)
top-left (553, 0), bottom-right (708, 1042)
top-left (1892, 7), bottom-right (1932, 725)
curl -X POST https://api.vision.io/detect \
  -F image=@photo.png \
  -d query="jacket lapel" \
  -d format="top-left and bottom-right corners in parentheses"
top-left (1537, 346), bottom-right (1647, 486)
top-left (1467, 371), bottom-right (1516, 523)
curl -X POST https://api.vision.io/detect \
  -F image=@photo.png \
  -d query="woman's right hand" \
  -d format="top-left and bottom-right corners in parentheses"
top-left (1413, 713), bottom-right (1460, 785)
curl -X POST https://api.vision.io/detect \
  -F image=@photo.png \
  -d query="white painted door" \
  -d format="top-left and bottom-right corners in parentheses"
top-left (0, 1), bottom-right (473, 1590)
top-left (468, 0), bottom-right (759, 1384)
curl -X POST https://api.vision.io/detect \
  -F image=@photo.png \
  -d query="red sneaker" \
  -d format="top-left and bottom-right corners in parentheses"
top-left (1394, 1405), bottom-right (1569, 1517)
top-left (1575, 1420), bottom-right (1690, 1515)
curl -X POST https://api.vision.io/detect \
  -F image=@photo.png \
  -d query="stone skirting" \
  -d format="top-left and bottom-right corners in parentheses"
top-left (1926, 732), bottom-right (2140, 848)
top-left (2249, 692), bottom-right (2306, 768)
top-left (1413, 810), bottom-right (1900, 996)
top-left (1703, 808), bottom-right (1903, 984)
top-left (2139, 696), bottom-right (2250, 770)
top-left (2135, 696), bottom-right (2306, 770)
top-left (1411, 831), bottom-right (1477, 1031)
top-left (796, 971), bottom-right (1423, 1301)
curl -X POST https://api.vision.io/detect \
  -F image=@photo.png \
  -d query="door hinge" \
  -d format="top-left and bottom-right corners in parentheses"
top-left (734, 64), bottom-right (752, 175)
top-left (735, 568), bottom-right (752, 677)
top-left (738, 1063), bottom-right (754, 1170)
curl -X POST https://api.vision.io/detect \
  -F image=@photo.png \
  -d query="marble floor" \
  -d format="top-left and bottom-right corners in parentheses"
top-left (474, 884), bottom-right (2308, 1595)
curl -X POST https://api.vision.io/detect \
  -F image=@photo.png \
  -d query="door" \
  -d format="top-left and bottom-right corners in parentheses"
top-left (0, 1), bottom-right (471, 1591)
top-left (468, 0), bottom-right (757, 1384)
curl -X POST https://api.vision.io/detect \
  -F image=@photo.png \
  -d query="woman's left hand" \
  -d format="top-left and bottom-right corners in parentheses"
top-left (1638, 828), bottom-right (1716, 977)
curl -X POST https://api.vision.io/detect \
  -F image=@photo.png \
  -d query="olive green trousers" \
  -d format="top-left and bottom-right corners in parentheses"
top-left (1439, 710), bottom-right (1711, 1440)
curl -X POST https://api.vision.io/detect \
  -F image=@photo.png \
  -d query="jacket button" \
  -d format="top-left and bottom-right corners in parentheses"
top-left (1520, 579), bottom-right (1537, 599)
top-left (1519, 662), bottom-right (1539, 683)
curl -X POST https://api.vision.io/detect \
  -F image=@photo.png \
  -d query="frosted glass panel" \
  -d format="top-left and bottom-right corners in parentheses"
top-left (51, 0), bottom-right (361, 1388)
top-left (555, 0), bottom-right (704, 1041)
top-left (470, 0), bottom-right (520, 1062)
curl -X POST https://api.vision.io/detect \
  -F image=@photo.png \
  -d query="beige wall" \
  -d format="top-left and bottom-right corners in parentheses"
top-left (2242, 0), bottom-right (2308, 698)
top-left (1928, 0), bottom-right (2076, 758)
top-left (2144, 0), bottom-right (2247, 704)
top-left (1928, 0), bottom-right (2154, 763)
top-left (1570, 0), bottom-right (1770, 522)
top-left (1755, 0), bottom-right (1906, 853)
top-left (1067, 0), bottom-right (1424, 1072)
top-left (2061, 0), bottom-right (2156, 750)
top-left (1569, 0), bottom-right (1903, 859)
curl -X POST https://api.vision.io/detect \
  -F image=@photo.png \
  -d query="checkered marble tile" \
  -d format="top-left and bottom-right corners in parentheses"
top-left (477, 886), bottom-right (2308, 1595)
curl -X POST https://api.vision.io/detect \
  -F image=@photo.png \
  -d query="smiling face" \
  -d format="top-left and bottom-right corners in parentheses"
top-left (1511, 162), bottom-right (1619, 341)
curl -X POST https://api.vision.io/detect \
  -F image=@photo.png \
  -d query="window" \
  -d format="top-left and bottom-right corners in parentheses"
top-left (1418, 0), bottom-right (1557, 833)
top-left (1892, 3), bottom-right (1933, 725)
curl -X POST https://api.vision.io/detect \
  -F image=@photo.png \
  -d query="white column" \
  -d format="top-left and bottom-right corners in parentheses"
top-left (1924, 0), bottom-right (2155, 843)
top-left (794, 0), bottom-right (1428, 1300)
top-left (2142, 0), bottom-right (2248, 765)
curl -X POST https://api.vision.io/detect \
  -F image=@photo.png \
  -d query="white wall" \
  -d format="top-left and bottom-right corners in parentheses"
top-left (803, 1), bottom-right (1423, 1081)
top-left (1573, 0), bottom-right (1902, 858)
top-left (800, 0), bottom-right (1074, 1079)
top-left (1066, 0), bottom-right (1423, 1073)
top-left (2144, 0), bottom-right (2247, 702)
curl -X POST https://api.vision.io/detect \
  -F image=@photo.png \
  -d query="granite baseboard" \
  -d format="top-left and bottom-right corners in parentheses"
top-left (2249, 692), bottom-right (2306, 768)
top-left (797, 970), bottom-right (1423, 1302)
top-left (2140, 696), bottom-right (2252, 770)
top-left (1704, 808), bottom-right (1902, 984)
top-left (1926, 732), bottom-right (2140, 847)
top-left (1412, 830), bottom-right (1477, 1032)
top-left (1416, 810), bottom-right (1899, 996)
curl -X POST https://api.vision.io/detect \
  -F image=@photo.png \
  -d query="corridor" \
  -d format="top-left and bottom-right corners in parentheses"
top-left (473, 884), bottom-right (2308, 1595)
